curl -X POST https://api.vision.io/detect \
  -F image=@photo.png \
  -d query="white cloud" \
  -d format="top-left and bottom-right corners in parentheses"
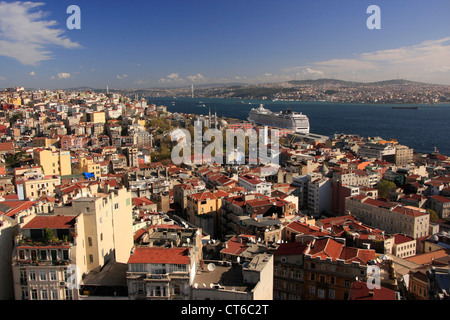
top-left (159, 73), bottom-right (184, 84)
top-left (0, 1), bottom-right (80, 65)
top-left (0, 75), bottom-right (5, 80)
top-left (57, 72), bottom-right (71, 79)
top-left (187, 73), bottom-right (205, 83)
top-left (116, 74), bottom-right (128, 79)
top-left (308, 37), bottom-right (450, 83)
top-left (133, 79), bottom-right (149, 86)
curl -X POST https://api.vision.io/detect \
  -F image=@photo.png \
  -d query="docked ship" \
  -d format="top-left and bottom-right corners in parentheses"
top-left (248, 104), bottom-right (310, 133)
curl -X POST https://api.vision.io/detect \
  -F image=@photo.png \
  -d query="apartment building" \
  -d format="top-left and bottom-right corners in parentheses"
top-left (11, 215), bottom-right (81, 300)
top-left (191, 254), bottom-right (274, 300)
top-left (238, 174), bottom-right (272, 196)
top-left (308, 177), bottom-right (331, 217)
top-left (345, 195), bottom-right (430, 239)
top-left (127, 226), bottom-right (203, 300)
top-left (16, 174), bottom-right (61, 200)
top-left (392, 234), bottom-right (416, 258)
top-left (33, 147), bottom-right (72, 177)
top-left (274, 238), bottom-right (376, 300)
top-left (357, 143), bottom-right (396, 160)
top-left (11, 186), bottom-right (133, 300)
top-left (186, 191), bottom-right (223, 238)
top-left (427, 195), bottom-right (450, 219)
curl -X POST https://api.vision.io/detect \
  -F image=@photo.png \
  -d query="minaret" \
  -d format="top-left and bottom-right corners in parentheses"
top-left (107, 85), bottom-right (109, 94)
top-left (191, 84), bottom-right (194, 98)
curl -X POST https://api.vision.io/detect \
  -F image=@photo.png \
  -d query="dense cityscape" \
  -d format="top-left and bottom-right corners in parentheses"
top-left (0, 84), bottom-right (448, 303)
top-left (123, 79), bottom-right (450, 104)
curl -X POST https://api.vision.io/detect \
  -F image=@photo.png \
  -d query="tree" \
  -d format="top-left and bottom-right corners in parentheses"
top-left (427, 209), bottom-right (439, 223)
top-left (44, 227), bottom-right (57, 243)
top-left (376, 180), bottom-right (397, 199)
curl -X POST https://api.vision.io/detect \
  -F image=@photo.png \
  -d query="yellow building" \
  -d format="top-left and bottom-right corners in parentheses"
top-left (186, 191), bottom-right (223, 238)
top-left (78, 156), bottom-right (101, 178)
top-left (33, 148), bottom-right (72, 176)
top-left (17, 175), bottom-right (61, 200)
top-left (85, 111), bottom-right (106, 124)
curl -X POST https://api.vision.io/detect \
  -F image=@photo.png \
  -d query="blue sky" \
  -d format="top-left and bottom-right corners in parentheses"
top-left (0, 0), bottom-right (449, 89)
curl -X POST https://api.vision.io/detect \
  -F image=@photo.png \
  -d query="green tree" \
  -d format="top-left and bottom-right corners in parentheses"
top-left (376, 180), bottom-right (397, 199)
top-left (427, 208), bottom-right (439, 223)
top-left (44, 227), bottom-right (57, 243)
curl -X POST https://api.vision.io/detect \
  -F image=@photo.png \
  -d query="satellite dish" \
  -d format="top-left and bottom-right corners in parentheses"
top-left (194, 283), bottom-right (199, 289)
top-left (186, 238), bottom-right (191, 244)
top-left (237, 257), bottom-right (241, 263)
top-left (207, 263), bottom-right (216, 272)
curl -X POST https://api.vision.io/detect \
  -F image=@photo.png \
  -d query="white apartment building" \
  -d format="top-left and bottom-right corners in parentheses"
top-left (238, 174), bottom-right (272, 196)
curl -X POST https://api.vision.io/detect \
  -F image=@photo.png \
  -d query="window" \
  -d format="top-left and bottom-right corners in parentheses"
top-left (344, 280), bottom-right (350, 288)
top-left (21, 288), bottom-right (29, 300)
top-left (330, 276), bottom-right (335, 285)
top-left (318, 289), bottom-right (325, 299)
top-left (29, 270), bottom-right (36, 281)
top-left (51, 290), bottom-right (58, 300)
top-left (88, 237), bottom-right (92, 246)
top-left (320, 275), bottom-right (326, 283)
top-left (309, 286), bottom-right (316, 295)
top-left (41, 290), bottom-right (48, 300)
top-left (310, 273), bottom-right (315, 281)
top-left (31, 289), bottom-right (38, 300)
top-left (50, 270), bottom-right (57, 281)
top-left (89, 255), bottom-right (94, 263)
top-left (40, 270), bottom-right (47, 281)
top-left (329, 289), bottom-right (335, 299)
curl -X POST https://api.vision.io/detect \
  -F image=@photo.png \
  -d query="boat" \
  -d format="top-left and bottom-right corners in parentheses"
top-left (392, 106), bottom-right (418, 109)
top-left (248, 104), bottom-right (310, 133)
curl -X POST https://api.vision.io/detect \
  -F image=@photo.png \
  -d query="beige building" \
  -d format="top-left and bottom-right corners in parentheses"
top-left (394, 145), bottom-right (414, 167)
top-left (346, 195), bottom-right (430, 239)
top-left (16, 174), bottom-right (61, 200)
top-left (11, 186), bottom-right (134, 300)
top-left (33, 148), bottom-right (72, 177)
top-left (85, 111), bottom-right (106, 124)
top-left (392, 234), bottom-right (416, 258)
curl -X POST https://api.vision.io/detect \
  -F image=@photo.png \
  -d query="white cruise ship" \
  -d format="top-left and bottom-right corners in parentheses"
top-left (248, 104), bottom-right (310, 133)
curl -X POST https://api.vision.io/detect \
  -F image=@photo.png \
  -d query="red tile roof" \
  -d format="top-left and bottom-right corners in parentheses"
top-left (128, 247), bottom-right (190, 265)
top-left (350, 281), bottom-right (397, 300)
top-left (23, 215), bottom-right (77, 229)
top-left (274, 242), bottom-right (310, 256)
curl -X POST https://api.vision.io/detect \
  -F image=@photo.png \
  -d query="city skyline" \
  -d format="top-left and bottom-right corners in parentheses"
top-left (0, 0), bottom-right (449, 89)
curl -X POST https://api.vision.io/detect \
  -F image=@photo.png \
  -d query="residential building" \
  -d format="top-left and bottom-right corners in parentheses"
top-left (427, 195), bottom-right (450, 219)
top-left (238, 174), bottom-right (272, 196)
top-left (191, 254), bottom-right (274, 300)
top-left (346, 195), bottom-right (430, 239)
top-left (33, 148), bottom-right (72, 177)
top-left (126, 226), bottom-right (203, 300)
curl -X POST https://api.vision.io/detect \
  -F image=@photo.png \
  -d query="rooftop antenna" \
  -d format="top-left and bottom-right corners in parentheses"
top-left (107, 85), bottom-right (109, 94)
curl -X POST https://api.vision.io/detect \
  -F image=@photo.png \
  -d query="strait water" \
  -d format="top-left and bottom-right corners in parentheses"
top-left (146, 97), bottom-right (450, 156)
